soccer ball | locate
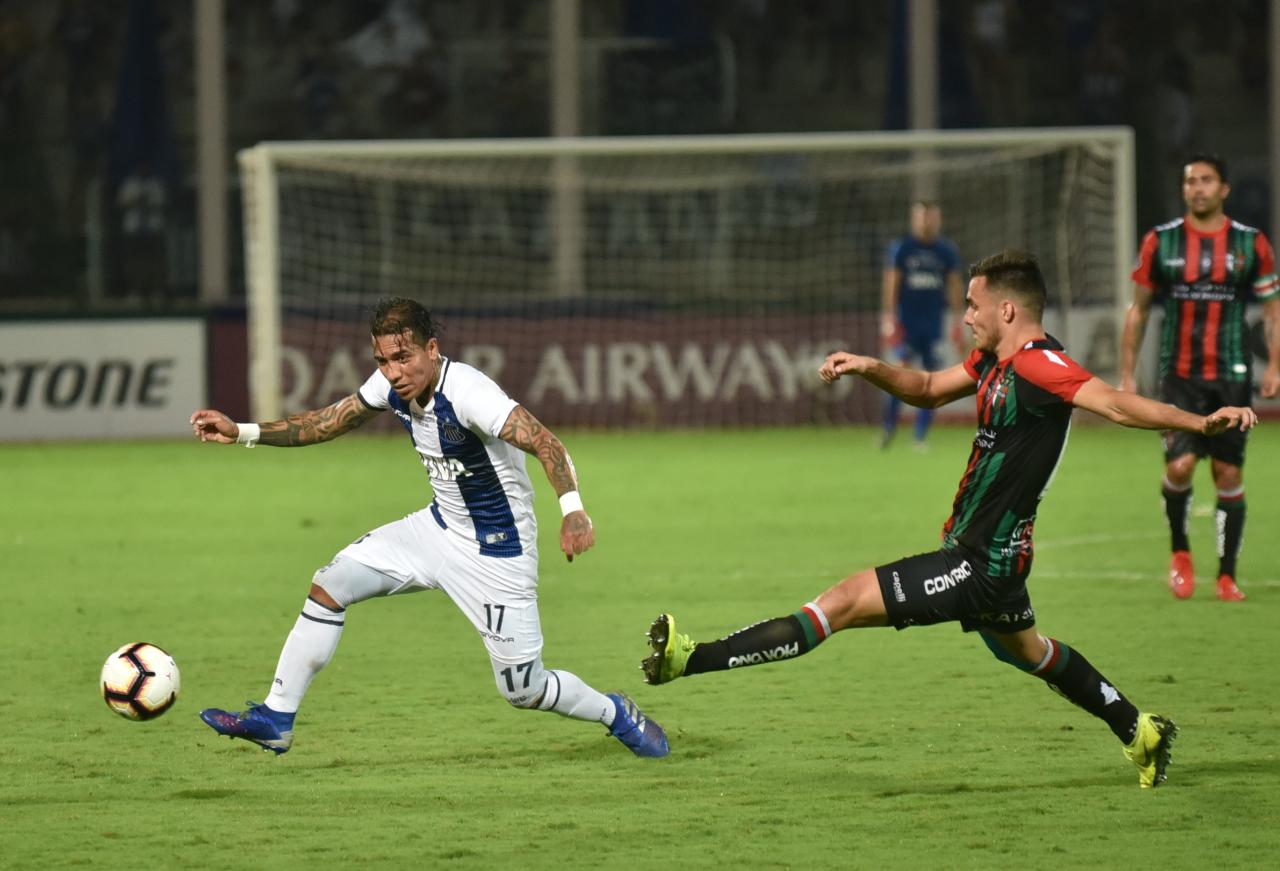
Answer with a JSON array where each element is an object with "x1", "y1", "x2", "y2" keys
[{"x1": 100, "y1": 642, "x2": 181, "y2": 721}]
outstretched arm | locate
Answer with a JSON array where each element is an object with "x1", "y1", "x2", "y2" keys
[
  {"x1": 499, "y1": 404, "x2": 594, "y2": 562},
  {"x1": 820, "y1": 352, "x2": 977, "y2": 408},
  {"x1": 190, "y1": 394, "x2": 380, "y2": 447},
  {"x1": 1072, "y1": 377, "x2": 1257, "y2": 435}
]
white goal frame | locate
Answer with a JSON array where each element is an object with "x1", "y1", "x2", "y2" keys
[{"x1": 239, "y1": 127, "x2": 1134, "y2": 422}]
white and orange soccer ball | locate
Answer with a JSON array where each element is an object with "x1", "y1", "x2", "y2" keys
[{"x1": 100, "y1": 642, "x2": 181, "y2": 721}]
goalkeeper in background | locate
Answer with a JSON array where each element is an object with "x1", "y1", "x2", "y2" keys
[
  {"x1": 191, "y1": 297, "x2": 667, "y2": 759},
  {"x1": 643, "y1": 250, "x2": 1259, "y2": 788},
  {"x1": 879, "y1": 200, "x2": 966, "y2": 450}
]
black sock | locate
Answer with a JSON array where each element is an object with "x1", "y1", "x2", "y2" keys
[
  {"x1": 1163, "y1": 483, "x2": 1191, "y2": 552},
  {"x1": 684, "y1": 604, "x2": 831, "y2": 676},
  {"x1": 1034, "y1": 638, "x2": 1140, "y2": 743},
  {"x1": 1216, "y1": 494, "x2": 1245, "y2": 578}
]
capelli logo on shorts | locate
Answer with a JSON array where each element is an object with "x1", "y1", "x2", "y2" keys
[
  {"x1": 891, "y1": 571, "x2": 906, "y2": 603},
  {"x1": 923, "y1": 560, "x2": 972, "y2": 596}
]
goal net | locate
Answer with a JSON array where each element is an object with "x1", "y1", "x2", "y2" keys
[{"x1": 239, "y1": 129, "x2": 1133, "y2": 427}]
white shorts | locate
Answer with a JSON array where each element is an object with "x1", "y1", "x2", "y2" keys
[{"x1": 330, "y1": 507, "x2": 544, "y2": 670}]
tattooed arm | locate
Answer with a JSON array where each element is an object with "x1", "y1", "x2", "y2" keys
[
  {"x1": 190, "y1": 394, "x2": 381, "y2": 447},
  {"x1": 499, "y1": 404, "x2": 595, "y2": 562}
]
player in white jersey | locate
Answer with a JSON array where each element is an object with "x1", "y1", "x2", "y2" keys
[{"x1": 190, "y1": 297, "x2": 668, "y2": 758}]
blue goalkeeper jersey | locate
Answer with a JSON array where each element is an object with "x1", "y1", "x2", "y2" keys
[{"x1": 886, "y1": 234, "x2": 961, "y2": 342}]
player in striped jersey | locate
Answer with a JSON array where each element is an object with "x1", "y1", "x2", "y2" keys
[
  {"x1": 190, "y1": 298, "x2": 667, "y2": 758},
  {"x1": 642, "y1": 250, "x2": 1257, "y2": 787},
  {"x1": 1120, "y1": 153, "x2": 1280, "y2": 601}
]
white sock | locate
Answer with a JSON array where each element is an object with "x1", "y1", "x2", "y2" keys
[
  {"x1": 537, "y1": 669, "x2": 614, "y2": 725},
  {"x1": 263, "y1": 597, "x2": 345, "y2": 714}
]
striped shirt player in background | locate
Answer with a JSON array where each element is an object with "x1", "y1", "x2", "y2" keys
[
  {"x1": 1120, "y1": 153, "x2": 1280, "y2": 602},
  {"x1": 190, "y1": 298, "x2": 667, "y2": 758},
  {"x1": 878, "y1": 201, "x2": 966, "y2": 451},
  {"x1": 642, "y1": 250, "x2": 1258, "y2": 787}
]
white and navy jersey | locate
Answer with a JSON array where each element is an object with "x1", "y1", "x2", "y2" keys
[{"x1": 357, "y1": 357, "x2": 534, "y2": 558}]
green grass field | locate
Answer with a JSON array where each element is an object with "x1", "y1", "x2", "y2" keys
[{"x1": 4, "y1": 424, "x2": 1279, "y2": 869}]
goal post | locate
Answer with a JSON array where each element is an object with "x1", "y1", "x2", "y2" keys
[{"x1": 238, "y1": 128, "x2": 1135, "y2": 426}]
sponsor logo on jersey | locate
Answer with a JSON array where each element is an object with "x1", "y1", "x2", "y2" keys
[
  {"x1": 922, "y1": 560, "x2": 972, "y2": 596},
  {"x1": 727, "y1": 642, "x2": 799, "y2": 668},
  {"x1": 1168, "y1": 282, "x2": 1237, "y2": 301},
  {"x1": 974, "y1": 427, "x2": 997, "y2": 449},
  {"x1": 422, "y1": 454, "x2": 472, "y2": 481},
  {"x1": 905, "y1": 272, "x2": 945, "y2": 290},
  {"x1": 392, "y1": 407, "x2": 412, "y2": 425}
]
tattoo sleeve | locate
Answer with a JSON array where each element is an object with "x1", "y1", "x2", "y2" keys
[
  {"x1": 499, "y1": 405, "x2": 578, "y2": 496},
  {"x1": 258, "y1": 394, "x2": 381, "y2": 446}
]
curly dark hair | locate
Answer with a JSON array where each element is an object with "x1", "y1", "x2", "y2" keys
[{"x1": 368, "y1": 297, "x2": 439, "y2": 345}]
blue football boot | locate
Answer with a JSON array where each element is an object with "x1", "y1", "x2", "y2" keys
[
  {"x1": 606, "y1": 692, "x2": 669, "y2": 758},
  {"x1": 200, "y1": 701, "x2": 294, "y2": 754}
]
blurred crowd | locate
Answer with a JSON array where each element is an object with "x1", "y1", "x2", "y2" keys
[{"x1": 0, "y1": 0, "x2": 1270, "y2": 307}]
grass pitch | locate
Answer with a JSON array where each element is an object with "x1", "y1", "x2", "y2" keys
[{"x1": 3, "y1": 424, "x2": 1279, "y2": 869}]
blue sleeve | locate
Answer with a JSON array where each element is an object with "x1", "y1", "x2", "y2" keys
[
  {"x1": 943, "y1": 239, "x2": 962, "y2": 273},
  {"x1": 885, "y1": 238, "x2": 904, "y2": 269}
]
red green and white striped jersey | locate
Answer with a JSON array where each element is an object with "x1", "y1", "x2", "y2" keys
[
  {"x1": 940, "y1": 338, "x2": 1093, "y2": 577},
  {"x1": 1131, "y1": 216, "x2": 1279, "y2": 382}
]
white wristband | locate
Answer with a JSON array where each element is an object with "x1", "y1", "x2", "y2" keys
[
  {"x1": 559, "y1": 491, "x2": 584, "y2": 516},
  {"x1": 236, "y1": 422, "x2": 261, "y2": 447}
]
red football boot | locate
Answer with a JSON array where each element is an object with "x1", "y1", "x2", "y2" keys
[
  {"x1": 1215, "y1": 574, "x2": 1247, "y2": 602},
  {"x1": 1168, "y1": 550, "x2": 1194, "y2": 599}
]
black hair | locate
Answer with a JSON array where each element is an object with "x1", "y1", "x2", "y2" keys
[
  {"x1": 1183, "y1": 152, "x2": 1228, "y2": 185},
  {"x1": 969, "y1": 249, "x2": 1047, "y2": 319},
  {"x1": 369, "y1": 297, "x2": 438, "y2": 346}
]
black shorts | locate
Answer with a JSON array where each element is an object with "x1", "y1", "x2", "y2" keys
[
  {"x1": 1159, "y1": 377, "x2": 1251, "y2": 466},
  {"x1": 875, "y1": 548, "x2": 1036, "y2": 633}
]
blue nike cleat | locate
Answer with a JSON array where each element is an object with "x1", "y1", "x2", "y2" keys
[
  {"x1": 200, "y1": 701, "x2": 294, "y2": 755},
  {"x1": 606, "y1": 692, "x2": 669, "y2": 758}
]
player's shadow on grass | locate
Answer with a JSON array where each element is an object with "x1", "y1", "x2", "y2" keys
[
  {"x1": 1167, "y1": 756, "x2": 1280, "y2": 785},
  {"x1": 542, "y1": 729, "x2": 743, "y2": 762},
  {"x1": 866, "y1": 774, "x2": 1129, "y2": 797}
]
